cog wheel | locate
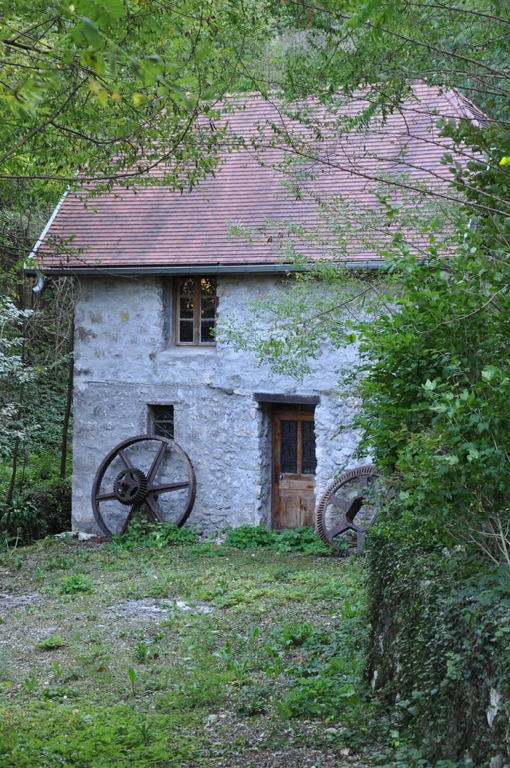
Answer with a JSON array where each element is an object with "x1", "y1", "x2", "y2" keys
[
  {"x1": 113, "y1": 468, "x2": 148, "y2": 506},
  {"x1": 316, "y1": 465, "x2": 379, "y2": 555}
]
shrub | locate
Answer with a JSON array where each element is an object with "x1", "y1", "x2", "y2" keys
[
  {"x1": 60, "y1": 574, "x2": 93, "y2": 594},
  {"x1": 224, "y1": 524, "x2": 331, "y2": 555},
  {"x1": 276, "y1": 676, "x2": 358, "y2": 719},
  {"x1": 112, "y1": 521, "x2": 198, "y2": 549},
  {"x1": 366, "y1": 523, "x2": 510, "y2": 766},
  {"x1": 0, "y1": 477, "x2": 71, "y2": 547},
  {"x1": 224, "y1": 523, "x2": 274, "y2": 549},
  {"x1": 0, "y1": 495, "x2": 39, "y2": 548},
  {"x1": 25, "y1": 477, "x2": 71, "y2": 535}
]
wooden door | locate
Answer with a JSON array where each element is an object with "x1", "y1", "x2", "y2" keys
[{"x1": 272, "y1": 407, "x2": 316, "y2": 529}]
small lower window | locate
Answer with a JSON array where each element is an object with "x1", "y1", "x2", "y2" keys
[{"x1": 149, "y1": 405, "x2": 174, "y2": 439}]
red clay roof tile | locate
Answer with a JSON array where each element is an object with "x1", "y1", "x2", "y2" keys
[{"x1": 33, "y1": 85, "x2": 478, "y2": 271}]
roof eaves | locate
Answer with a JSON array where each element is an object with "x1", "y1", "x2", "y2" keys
[{"x1": 24, "y1": 260, "x2": 387, "y2": 278}]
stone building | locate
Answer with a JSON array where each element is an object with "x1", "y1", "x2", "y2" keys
[{"x1": 28, "y1": 87, "x2": 478, "y2": 536}]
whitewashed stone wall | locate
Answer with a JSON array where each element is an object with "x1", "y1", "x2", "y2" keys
[{"x1": 72, "y1": 274, "x2": 366, "y2": 534}]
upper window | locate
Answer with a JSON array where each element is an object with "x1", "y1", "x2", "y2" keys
[{"x1": 176, "y1": 276, "x2": 217, "y2": 346}]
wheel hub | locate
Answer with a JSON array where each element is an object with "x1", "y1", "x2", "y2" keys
[{"x1": 113, "y1": 468, "x2": 148, "y2": 506}]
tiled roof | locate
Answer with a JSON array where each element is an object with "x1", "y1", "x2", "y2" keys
[{"x1": 32, "y1": 84, "x2": 479, "y2": 272}]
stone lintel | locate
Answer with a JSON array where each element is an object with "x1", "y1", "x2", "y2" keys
[{"x1": 253, "y1": 393, "x2": 320, "y2": 405}]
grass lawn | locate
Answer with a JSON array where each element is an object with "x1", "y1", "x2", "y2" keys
[{"x1": 0, "y1": 535, "x2": 390, "y2": 767}]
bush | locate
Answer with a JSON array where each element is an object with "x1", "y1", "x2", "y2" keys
[
  {"x1": 26, "y1": 477, "x2": 71, "y2": 535},
  {"x1": 0, "y1": 495, "x2": 39, "y2": 547},
  {"x1": 224, "y1": 523, "x2": 274, "y2": 549},
  {"x1": 112, "y1": 521, "x2": 199, "y2": 549},
  {"x1": 366, "y1": 523, "x2": 510, "y2": 766},
  {"x1": 224, "y1": 524, "x2": 331, "y2": 555},
  {"x1": 0, "y1": 477, "x2": 71, "y2": 547}
]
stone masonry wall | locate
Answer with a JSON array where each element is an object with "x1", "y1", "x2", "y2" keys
[{"x1": 72, "y1": 274, "x2": 366, "y2": 534}]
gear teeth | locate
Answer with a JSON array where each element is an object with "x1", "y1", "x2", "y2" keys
[
  {"x1": 113, "y1": 468, "x2": 148, "y2": 506},
  {"x1": 315, "y1": 465, "x2": 378, "y2": 555}
]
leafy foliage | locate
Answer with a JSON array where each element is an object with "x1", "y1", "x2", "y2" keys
[
  {"x1": 224, "y1": 524, "x2": 331, "y2": 555},
  {"x1": 0, "y1": 298, "x2": 33, "y2": 449},
  {"x1": 35, "y1": 636, "x2": 65, "y2": 651},
  {"x1": 0, "y1": 478, "x2": 70, "y2": 547},
  {"x1": 0, "y1": 702, "x2": 203, "y2": 767},
  {"x1": 60, "y1": 573, "x2": 93, "y2": 594},
  {"x1": 112, "y1": 520, "x2": 199, "y2": 549},
  {"x1": 366, "y1": 526, "x2": 510, "y2": 766},
  {"x1": 0, "y1": 0, "x2": 268, "y2": 191},
  {"x1": 352, "y1": 144, "x2": 510, "y2": 562}
]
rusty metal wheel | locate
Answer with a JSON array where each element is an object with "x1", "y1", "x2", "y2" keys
[
  {"x1": 91, "y1": 435, "x2": 196, "y2": 540},
  {"x1": 316, "y1": 465, "x2": 379, "y2": 555}
]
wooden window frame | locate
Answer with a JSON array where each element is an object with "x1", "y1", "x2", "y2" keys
[
  {"x1": 174, "y1": 276, "x2": 217, "y2": 346},
  {"x1": 273, "y1": 409, "x2": 317, "y2": 478}
]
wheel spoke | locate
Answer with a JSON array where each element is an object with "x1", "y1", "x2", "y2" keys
[
  {"x1": 327, "y1": 522, "x2": 350, "y2": 539},
  {"x1": 345, "y1": 497, "x2": 363, "y2": 523},
  {"x1": 330, "y1": 492, "x2": 357, "y2": 513},
  {"x1": 145, "y1": 496, "x2": 165, "y2": 524},
  {"x1": 118, "y1": 449, "x2": 134, "y2": 470},
  {"x1": 119, "y1": 505, "x2": 137, "y2": 536},
  {"x1": 147, "y1": 442, "x2": 167, "y2": 484},
  {"x1": 149, "y1": 481, "x2": 190, "y2": 494},
  {"x1": 96, "y1": 491, "x2": 117, "y2": 502}
]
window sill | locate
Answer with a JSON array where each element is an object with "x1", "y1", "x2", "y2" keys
[{"x1": 162, "y1": 345, "x2": 217, "y2": 355}]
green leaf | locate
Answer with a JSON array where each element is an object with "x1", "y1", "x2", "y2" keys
[
  {"x1": 97, "y1": 88, "x2": 108, "y2": 107},
  {"x1": 481, "y1": 366, "x2": 497, "y2": 381},
  {"x1": 101, "y1": 0, "x2": 126, "y2": 18},
  {"x1": 80, "y1": 17, "x2": 102, "y2": 49}
]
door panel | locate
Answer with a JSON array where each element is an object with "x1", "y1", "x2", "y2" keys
[{"x1": 272, "y1": 409, "x2": 316, "y2": 529}]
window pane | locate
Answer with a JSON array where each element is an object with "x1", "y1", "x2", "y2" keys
[
  {"x1": 301, "y1": 420, "x2": 317, "y2": 474},
  {"x1": 201, "y1": 296, "x2": 216, "y2": 319},
  {"x1": 154, "y1": 408, "x2": 173, "y2": 422},
  {"x1": 201, "y1": 277, "x2": 216, "y2": 295},
  {"x1": 179, "y1": 320, "x2": 194, "y2": 342},
  {"x1": 180, "y1": 278, "x2": 195, "y2": 295},
  {"x1": 280, "y1": 420, "x2": 298, "y2": 474},
  {"x1": 154, "y1": 422, "x2": 174, "y2": 439},
  {"x1": 180, "y1": 296, "x2": 194, "y2": 319},
  {"x1": 201, "y1": 320, "x2": 215, "y2": 343}
]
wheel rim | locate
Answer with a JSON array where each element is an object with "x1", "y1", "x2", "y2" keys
[
  {"x1": 91, "y1": 435, "x2": 196, "y2": 539},
  {"x1": 316, "y1": 465, "x2": 379, "y2": 555}
]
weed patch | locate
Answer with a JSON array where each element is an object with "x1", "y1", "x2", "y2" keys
[
  {"x1": 60, "y1": 573, "x2": 93, "y2": 594},
  {"x1": 0, "y1": 702, "x2": 203, "y2": 767},
  {"x1": 224, "y1": 524, "x2": 331, "y2": 555},
  {"x1": 112, "y1": 521, "x2": 199, "y2": 549},
  {"x1": 0, "y1": 538, "x2": 397, "y2": 766}
]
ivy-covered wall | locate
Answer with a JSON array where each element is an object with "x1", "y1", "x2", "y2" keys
[{"x1": 366, "y1": 528, "x2": 510, "y2": 766}]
